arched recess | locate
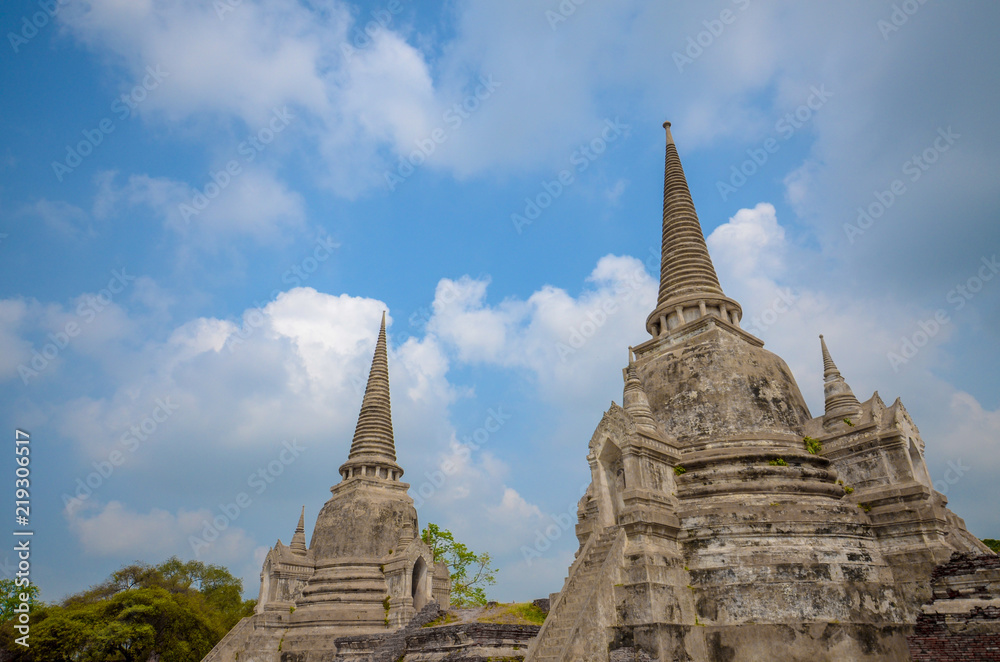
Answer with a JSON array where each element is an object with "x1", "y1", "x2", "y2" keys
[
  {"x1": 908, "y1": 438, "x2": 932, "y2": 487},
  {"x1": 411, "y1": 556, "x2": 429, "y2": 611},
  {"x1": 596, "y1": 437, "x2": 625, "y2": 528},
  {"x1": 256, "y1": 559, "x2": 273, "y2": 613}
]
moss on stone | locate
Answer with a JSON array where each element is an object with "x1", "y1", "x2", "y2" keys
[
  {"x1": 478, "y1": 602, "x2": 547, "y2": 625},
  {"x1": 422, "y1": 612, "x2": 458, "y2": 627}
]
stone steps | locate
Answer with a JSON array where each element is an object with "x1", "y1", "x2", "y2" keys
[{"x1": 528, "y1": 531, "x2": 619, "y2": 662}]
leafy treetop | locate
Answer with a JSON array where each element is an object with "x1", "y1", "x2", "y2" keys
[
  {"x1": 421, "y1": 523, "x2": 498, "y2": 607},
  {"x1": 0, "y1": 556, "x2": 254, "y2": 662}
]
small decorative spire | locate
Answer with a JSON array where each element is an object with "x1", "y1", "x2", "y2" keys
[
  {"x1": 646, "y1": 123, "x2": 743, "y2": 338},
  {"x1": 623, "y1": 359, "x2": 657, "y2": 433},
  {"x1": 339, "y1": 312, "x2": 403, "y2": 481},
  {"x1": 290, "y1": 506, "x2": 307, "y2": 554},
  {"x1": 819, "y1": 335, "x2": 862, "y2": 424},
  {"x1": 820, "y1": 333, "x2": 841, "y2": 380}
]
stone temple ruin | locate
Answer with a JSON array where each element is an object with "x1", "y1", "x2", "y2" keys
[{"x1": 204, "y1": 125, "x2": 998, "y2": 661}]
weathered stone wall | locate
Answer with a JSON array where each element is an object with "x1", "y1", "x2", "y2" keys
[
  {"x1": 908, "y1": 553, "x2": 1000, "y2": 661},
  {"x1": 395, "y1": 622, "x2": 540, "y2": 661},
  {"x1": 332, "y1": 610, "x2": 540, "y2": 662}
]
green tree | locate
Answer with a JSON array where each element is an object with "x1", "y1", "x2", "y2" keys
[
  {"x1": 421, "y1": 523, "x2": 498, "y2": 607},
  {"x1": 156, "y1": 557, "x2": 254, "y2": 629},
  {"x1": 0, "y1": 557, "x2": 255, "y2": 660},
  {"x1": 983, "y1": 538, "x2": 1000, "y2": 554},
  {"x1": 27, "y1": 586, "x2": 222, "y2": 662},
  {"x1": 0, "y1": 579, "x2": 39, "y2": 622}
]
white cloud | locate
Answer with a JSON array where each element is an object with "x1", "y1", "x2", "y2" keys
[
  {"x1": 936, "y1": 392, "x2": 1000, "y2": 480},
  {"x1": 18, "y1": 199, "x2": 94, "y2": 239},
  {"x1": 67, "y1": 499, "x2": 258, "y2": 566},
  {"x1": 428, "y1": 276, "x2": 510, "y2": 364},
  {"x1": 56, "y1": 0, "x2": 443, "y2": 197},
  {"x1": 707, "y1": 202, "x2": 786, "y2": 280},
  {"x1": 58, "y1": 0, "x2": 333, "y2": 126},
  {"x1": 0, "y1": 300, "x2": 34, "y2": 382},
  {"x1": 605, "y1": 179, "x2": 628, "y2": 205},
  {"x1": 95, "y1": 169, "x2": 305, "y2": 242},
  {"x1": 427, "y1": 254, "x2": 656, "y2": 408},
  {"x1": 48, "y1": 0, "x2": 1000, "y2": 239}
]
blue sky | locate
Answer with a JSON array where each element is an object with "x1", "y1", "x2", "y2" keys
[{"x1": 1, "y1": 0, "x2": 998, "y2": 603}]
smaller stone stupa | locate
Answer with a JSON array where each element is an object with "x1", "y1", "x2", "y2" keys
[{"x1": 203, "y1": 312, "x2": 449, "y2": 661}]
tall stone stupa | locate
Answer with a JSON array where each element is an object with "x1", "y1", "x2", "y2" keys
[{"x1": 524, "y1": 123, "x2": 991, "y2": 661}]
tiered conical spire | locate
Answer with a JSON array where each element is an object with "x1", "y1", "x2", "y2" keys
[
  {"x1": 339, "y1": 312, "x2": 403, "y2": 481},
  {"x1": 646, "y1": 123, "x2": 742, "y2": 338},
  {"x1": 819, "y1": 334, "x2": 862, "y2": 424},
  {"x1": 657, "y1": 122, "x2": 724, "y2": 302},
  {"x1": 290, "y1": 506, "x2": 307, "y2": 554}
]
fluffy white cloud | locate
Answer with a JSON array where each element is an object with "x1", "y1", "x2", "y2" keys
[
  {"x1": 428, "y1": 255, "x2": 656, "y2": 408},
  {"x1": 67, "y1": 499, "x2": 264, "y2": 570},
  {"x1": 0, "y1": 300, "x2": 33, "y2": 382},
  {"x1": 39, "y1": 288, "x2": 458, "y2": 465},
  {"x1": 94, "y1": 169, "x2": 305, "y2": 242},
  {"x1": 707, "y1": 202, "x2": 786, "y2": 280},
  {"x1": 428, "y1": 277, "x2": 510, "y2": 364},
  {"x1": 51, "y1": 0, "x2": 1000, "y2": 240},
  {"x1": 17, "y1": 199, "x2": 94, "y2": 239},
  {"x1": 57, "y1": 0, "x2": 441, "y2": 196},
  {"x1": 939, "y1": 392, "x2": 1000, "y2": 475},
  {"x1": 58, "y1": 0, "x2": 334, "y2": 126}
]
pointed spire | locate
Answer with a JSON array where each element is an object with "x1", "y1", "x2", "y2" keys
[
  {"x1": 657, "y1": 122, "x2": 725, "y2": 302},
  {"x1": 820, "y1": 333, "x2": 841, "y2": 380},
  {"x1": 290, "y1": 506, "x2": 307, "y2": 554},
  {"x1": 622, "y1": 350, "x2": 658, "y2": 433},
  {"x1": 339, "y1": 312, "x2": 403, "y2": 481},
  {"x1": 646, "y1": 123, "x2": 742, "y2": 338},
  {"x1": 819, "y1": 334, "x2": 861, "y2": 424}
]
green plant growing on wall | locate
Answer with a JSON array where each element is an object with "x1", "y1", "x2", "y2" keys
[
  {"x1": 843, "y1": 418, "x2": 855, "y2": 427},
  {"x1": 674, "y1": 466, "x2": 687, "y2": 475},
  {"x1": 769, "y1": 458, "x2": 788, "y2": 467},
  {"x1": 803, "y1": 436, "x2": 822, "y2": 454}
]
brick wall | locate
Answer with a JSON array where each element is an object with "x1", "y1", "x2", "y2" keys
[{"x1": 907, "y1": 553, "x2": 1000, "y2": 661}]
